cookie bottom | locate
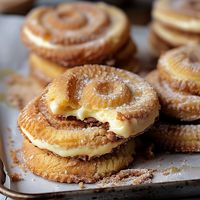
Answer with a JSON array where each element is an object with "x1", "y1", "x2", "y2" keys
[
  {"x1": 23, "y1": 139, "x2": 135, "y2": 183},
  {"x1": 29, "y1": 53, "x2": 140, "y2": 86},
  {"x1": 29, "y1": 53, "x2": 67, "y2": 86},
  {"x1": 149, "y1": 122, "x2": 200, "y2": 152},
  {"x1": 149, "y1": 28, "x2": 173, "y2": 57}
]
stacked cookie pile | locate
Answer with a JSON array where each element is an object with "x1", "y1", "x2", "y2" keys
[
  {"x1": 21, "y1": 2, "x2": 138, "y2": 86},
  {"x1": 149, "y1": 0, "x2": 200, "y2": 56},
  {"x1": 18, "y1": 64, "x2": 159, "y2": 183},
  {"x1": 146, "y1": 45, "x2": 200, "y2": 152}
]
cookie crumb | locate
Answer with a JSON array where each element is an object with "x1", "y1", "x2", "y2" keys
[
  {"x1": 79, "y1": 182, "x2": 85, "y2": 189},
  {"x1": 10, "y1": 173, "x2": 23, "y2": 182},
  {"x1": 162, "y1": 167, "x2": 181, "y2": 176},
  {"x1": 6, "y1": 75, "x2": 43, "y2": 109},
  {"x1": 10, "y1": 150, "x2": 20, "y2": 166},
  {"x1": 98, "y1": 169, "x2": 154, "y2": 187}
]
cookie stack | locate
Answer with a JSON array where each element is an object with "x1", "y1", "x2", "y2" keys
[
  {"x1": 146, "y1": 45, "x2": 200, "y2": 152},
  {"x1": 149, "y1": 0, "x2": 200, "y2": 56},
  {"x1": 18, "y1": 65, "x2": 159, "y2": 183},
  {"x1": 21, "y1": 2, "x2": 138, "y2": 86}
]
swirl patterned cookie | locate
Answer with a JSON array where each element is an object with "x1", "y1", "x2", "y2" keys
[
  {"x1": 149, "y1": 0, "x2": 200, "y2": 56},
  {"x1": 21, "y1": 2, "x2": 131, "y2": 67},
  {"x1": 146, "y1": 70, "x2": 200, "y2": 121},
  {"x1": 153, "y1": 0, "x2": 200, "y2": 33},
  {"x1": 158, "y1": 45, "x2": 200, "y2": 95},
  {"x1": 18, "y1": 65, "x2": 159, "y2": 159}
]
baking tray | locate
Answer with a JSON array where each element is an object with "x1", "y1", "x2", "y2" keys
[{"x1": 1, "y1": 15, "x2": 200, "y2": 200}]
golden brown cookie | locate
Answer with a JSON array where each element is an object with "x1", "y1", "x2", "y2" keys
[
  {"x1": 23, "y1": 139, "x2": 135, "y2": 183},
  {"x1": 148, "y1": 121, "x2": 200, "y2": 152},
  {"x1": 149, "y1": 27, "x2": 173, "y2": 57},
  {"x1": 29, "y1": 39, "x2": 138, "y2": 86},
  {"x1": 18, "y1": 65, "x2": 159, "y2": 159},
  {"x1": 153, "y1": 0, "x2": 200, "y2": 33},
  {"x1": 158, "y1": 45, "x2": 200, "y2": 95},
  {"x1": 152, "y1": 21, "x2": 200, "y2": 47},
  {"x1": 150, "y1": 0, "x2": 200, "y2": 56},
  {"x1": 29, "y1": 53, "x2": 67, "y2": 86},
  {"x1": 146, "y1": 70, "x2": 200, "y2": 121},
  {"x1": 21, "y1": 2, "x2": 132, "y2": 67}
]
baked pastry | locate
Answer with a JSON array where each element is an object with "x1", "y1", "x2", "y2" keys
[
  {"x1": 23, "y1": 139, "x2": 135, "y2": 183},
  {"x1": 146, "y1": 70, "x2": 200, "y2": 121},
  {"x1": 149, "y1": 0, "x2": 200, "y2": 56},
  {"x1": 19, "y1": 64, "x2": 159, "y2": 158},
  {"x1": 153, "y1": 0, "x2": 200, "y2": 32},
  {"x1": 29, "y1": 53, "x2": 66, "y2": 86},
  {"x1": 18, "y1": 65, "x2": 159, "y2": 183},
  {"x1": 158, "y1": 45, "x2": 200, "y2": 95},
  {"x1": 148, "y1": 121, "x2": 200, "y2": 153},
  {"x1": 146, "y1": 45, "x2": 200, "y2": 152},
  {"x1": 29, "y1": 38, "x2": 138, "y2": 86},
  {"x1": 149, "y1": 28, "x2": 173, "y2": 57},
  {"x1": 22, "y1": 2, "x2": 138, "y2": 85}
]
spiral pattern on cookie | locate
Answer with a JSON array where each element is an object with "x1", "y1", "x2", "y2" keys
[
  {"x1": 146, "y1": 70, "x2": 200, "y2": 121},
  {"x1": 153, "y1": 0, "x2": 200, "y2": 32},
  {"x1": 18, "y1": 65, "x2": 159, "y2": 159},
  {"x1": 21, "y1": 2, "x2": 130, "y2": 66},
  {"x1": 148, "y1": 122, "x2": 200, "y2": 152},
  {"x1": 158, "y1": 45, "x2": 200, "y2": 95}
]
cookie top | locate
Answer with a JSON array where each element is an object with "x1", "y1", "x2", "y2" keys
[{"x1": 21, "y1": 2, "x2": 130, "y2": 66}]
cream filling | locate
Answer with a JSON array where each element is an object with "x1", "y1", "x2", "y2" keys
[
  {"x1": 22, "y1": 128, "x2": 122, "y2": 158},
  {"x1": 50, "y1": 102, "x2": 158, "y2": 138},
  {"x1": 24, "y1": 28, "x2": 57, "y2": 48},
  {"x1": 153, "y1": 22, "x2": 200, "y2": 46}
]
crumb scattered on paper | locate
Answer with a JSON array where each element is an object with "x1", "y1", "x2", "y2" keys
[
  {"x1": 10, "y1": 173, "x2": 23, "y2": 182},
  {"x1": 79, "y1": 182, "x2": 85, "y2": 189},
  {"x1": 10, "y1": 150, "x2": 20, "y2": 166},
  {"x1": 162, "y1": 167, "x2": 181, "y2": 176},
  {"x1": 98, "y1": 169, "x2": 154, "y2": 187},
  {"x1": 6, "y1": 74, "x2": 43, "y2": 109}
]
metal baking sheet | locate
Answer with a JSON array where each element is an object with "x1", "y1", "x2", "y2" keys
[{"x1": 1, "y1": 15, "x2": 200, "y2": 200}]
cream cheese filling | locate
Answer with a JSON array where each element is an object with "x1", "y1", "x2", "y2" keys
[
  {"x1": 22, "y1": 128, "x2": 122, "y2": 158},
  {"x1": 50, "y1": 101, "x2": 158, "y2": 138},
  {"x1": 24, "y1": 28, "x2": 57, "y2": 49}
]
